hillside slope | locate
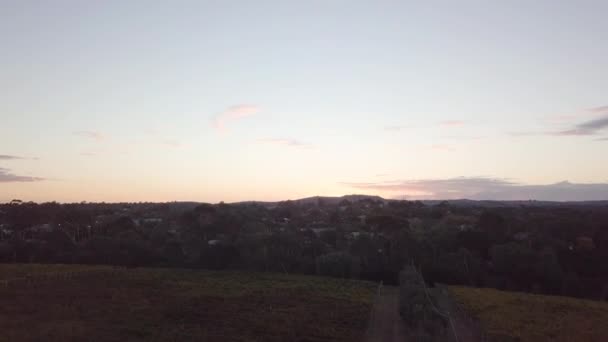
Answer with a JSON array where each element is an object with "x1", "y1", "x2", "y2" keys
[
  {"x1": 0, "y1": 265, "x2": 376, "y2": 342},
  {"x1": 449, "y1": 286, "x2": 608, "y2": 342}
]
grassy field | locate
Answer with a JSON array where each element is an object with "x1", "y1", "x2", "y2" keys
[
  {"x1": 449, "y1": 286, "x2": 608, "y2": 342},
  {"x1": 0, "y1": 264, "x2": 376, "y2": 342},
  {"x1": 0, "y1": 263, "x2": 114, "y2": 279}
]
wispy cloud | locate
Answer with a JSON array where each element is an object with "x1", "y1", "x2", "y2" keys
[
  {"x1": 257, "y1": 138, "x2": 313, "y2": 148},
  {"x1": 536, "y1": 105, "x2": 608, "y2": 135},
  {"x1": 552, "y1": 129, "x2": 594, "y2": 136},
  {"x1": 541, "y1": 105, "x2": 608, "y2": 124},
  {"x1": 73, "y1": 131, "x2": 105, "y2": 141},
  {"x1": 442, "y1": 135, "x2": 484, "y2": 141},
  {"x1": 541, "y1": 115, "x2": 580, "y2": 124},
  {"x1": 577, "y1": 115, "x2": 608, "y2": 131},
  {"x1": 508, "y1": 131, "x2": 542, "y2": 137},
  {"x1": 512, "y1": 109, "x2": 608, "y2": 138},
  {"x1": 342, "y1": 177, "x2": 608, "y2": 201},
  {"x1": 213, "y1": 104, "x2": 260, "y2": 132},
  {"x1": 439, "y1": 120, "x2": 466, "y2": 127},
  {"x1": 588, "y1": 105, "x2": 608, "y2": 113},
  {"x1": 552, "y1": 115, "x2": 608, "y2": 136},
  {"x1": 0, "y1": 155, "x2": 25, "y2": 160},
  {"x1": 0, "y1": 167, "x2": 45, "y2": 183}
]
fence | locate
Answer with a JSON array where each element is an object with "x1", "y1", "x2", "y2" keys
[
  {"x1": 420, "y1": 278, "x2": 459, "y2": 342},
  {"x1": 364, "y1": 280, "x2": 384, "y2": 339},
  {"x1": 399, "y1": 264, "x2": 461, "y2": 342}
]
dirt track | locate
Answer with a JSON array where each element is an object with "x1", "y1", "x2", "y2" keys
[{"x1": 364, "y1": 285, "x2": 407, "y2": 342}]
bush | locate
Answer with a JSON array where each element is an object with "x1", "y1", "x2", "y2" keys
[{"x1": 399, "y1": 265, "x2": 447, "y2": 339}]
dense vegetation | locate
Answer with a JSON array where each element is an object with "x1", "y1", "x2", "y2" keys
[
  {"x1": 0, "y1": 264, "x2": 375, "y2": 342},
  {"x1": 1, "y1": 197, "x2": 607, "y2": 300},
  {"x1": 449, "y1": 286, "x2": 608, "y2": 342},
  {"x1": 399, "y1": 265, "x2": 448, "y2": 341}
]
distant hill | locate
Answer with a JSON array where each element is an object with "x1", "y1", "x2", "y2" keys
[
  {"x1": 292, "y1": 194, "x2": 387, "y2": 205},
  {"x1": 232, "y1": 194, "x2": 387, "y2": 207},
  {"x1": 233, "y1": 196, "x2": 608, "y2": 208},
  {"x1": 423, "y1": 199, "x2": 608, "y2": 208}
]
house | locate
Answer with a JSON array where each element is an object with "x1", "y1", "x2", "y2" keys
[{"x1": 0, "y1": 225, "x2": 13, "y2": 240}]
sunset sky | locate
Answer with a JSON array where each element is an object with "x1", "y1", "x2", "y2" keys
[{"x1": 1, "y1": 1, "x2": 608, "y2": 203}]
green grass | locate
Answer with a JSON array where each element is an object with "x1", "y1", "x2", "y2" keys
[
  {"x1": 0, "y1": 264, "x2": 376, "y2": 342},
  {"x1": 449, "y1": 286, "x2": 608, "y2": 342}
]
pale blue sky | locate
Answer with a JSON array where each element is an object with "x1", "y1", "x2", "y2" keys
[{"x1": 1, "y1": 0, "x2": 607, "y2": 202}]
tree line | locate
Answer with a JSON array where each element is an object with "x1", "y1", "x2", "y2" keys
[{"x1": 1, "y1": 198, "x2": 607, "y2": 300}]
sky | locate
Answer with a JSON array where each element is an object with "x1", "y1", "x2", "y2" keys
[{"x1": 1, "y1": 0, "x2": 608, "y2": 203}]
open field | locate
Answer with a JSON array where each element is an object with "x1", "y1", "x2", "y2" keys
[
  {"x1": 0, "y1": 264, "x2": 376, "y2": 342},
  {"x1": 0, "y1": 263, "x2": 114, "y2": 280},
  {"x1": 449, "y1": 286, "x2": 608, "y2": 342}
]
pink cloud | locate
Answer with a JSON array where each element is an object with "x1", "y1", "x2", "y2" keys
[
  {"x1": 342, "y1": 177, "x2": 608, "y2": 201},
  {"x1": 541, "y1": 115, "x2": 580, "y2": 124},
  {"x1": 588, "y1": 105, "x2": 608, "y2": 113},
  {"x1": 552, "y1": 129, "x2": 594, "y2": 136},
  {"x1": 439, "y1": 120, "x2": 466, "y2": 127},
  {"x1": 550, "y1": 115, "x2": 608, "y2": 136},
  {"x1": 442, "y1": 135, "x2": 484, "y2": 141},
  {"x1": 213, "y1": 105, "x2": 260, "y2": 132},
  {"x1": 541, "y1": 106, "x2": 607, "y2": 124},
  {"x1": 508, "y1": 131, "x2": 542, "y2": 137},
  {"x1": 0, "y1": 167, "x2": 45, "y2": 182}
]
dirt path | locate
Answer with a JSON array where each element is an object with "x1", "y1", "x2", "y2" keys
[{"x1": 364, "y1": 285, "x2": 407, "y2": 342}]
